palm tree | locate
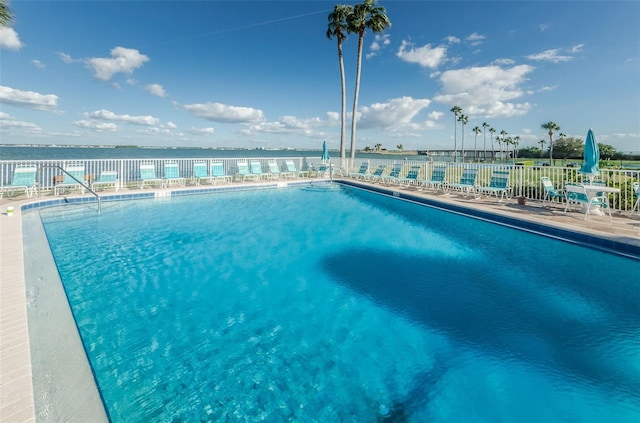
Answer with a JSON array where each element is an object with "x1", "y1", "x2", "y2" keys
[
  {"x1": 0, "y1": 0, "x2": 12, "y2": 27},
  {"x1": 499, "y1": 130, "x2": 508, "y2": 163},
  {"x1": 538, "y1": 139, "x2": 546, "y2": 158},
  {"x1": 458, "y1": 114, "x2": 468, "y2": 162},
  {"x1": 489, "y1": 127, "x2": 496, "y2": 162},
  {"x1": 347, "y1": 0, "x2": 391, "y2": 162},
  {"x1": 450, "y1": 105, "x2": 462, "y2": 162},
  {"x1": 481, "y1": 122, "x2": 489, "y2": 161},
  {"x1": 513, "y1": 135, "x2": 520, "y2": 159},
  {"x1": 541, "y1": 121, "x2": 560, "y2": 164},
  {"x1": 326, "y1": 5, "x2": 353, "y2": 169},
  {"x1": 472, "y1": 126, "x2": 481, "y2": 162}
]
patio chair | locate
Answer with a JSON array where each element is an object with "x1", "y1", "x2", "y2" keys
[
  {"x1": 447, "y1": 167, "x2": 478, "y2": 197},
  {"x1": 210, "y1": 162, "x2": 232, "y2": 185},
  {"x1": 139, "y1": 163, "x2": 163, "y2": 189},
  {"x1": 564, "y1": 183, "x2": 611, "y2": 221},
  {"x1": 0, "y1": 165, "x2": 38, "y2": 199},
  {"x1": 163, "y1": 162, "x2": 185, "y2": 188},
  {"x1": 423, "y1": 165, "x2": 447, "y2": 192},
  {"x1": 283, "y1": 160, "x2": 307, "y2": 178},
  {"x1": 192, "y1": 162, "x2": 209, "y2": 185},
  {"x1": 266, "y1": 160, "x2": 283, "y2": 180},
  {"x1": 384, "y1": 163, "x2": 403, "y2": 185},
  {"x1": 349, "y1": 162, "x2": 369, "y2": 180},
  {"x1": 54, "y1": 164, "x2": 86, "y2": 196},
  {"x1": 631, "y1": 182, "x2": 640, "y2": 214},
  {"x1": 91, "y1": 170, "x2": 119, "y2": 192},
  {"x1": 540, "y1": 177, "x2": 565, "y2": 206},
  {"x1": 366, "y1": 165, "x2": 387, "y2": 183},
  {"x1": 478, "y1": 170, "x2": 511, "y2": 202},
  {"x1": 250, "y1": 160, "x2": 265, "y2": 180},
  {"x1": 397, "y1": 165, "x2": 421, "y2": 187},
  {"x1": 235, "y1": 160, "x2": 258, "y2": 182}
]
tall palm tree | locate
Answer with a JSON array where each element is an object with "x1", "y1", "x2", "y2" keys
[
  {"x1": 499, "y1": 130, "x2": 508, "y2": 163},
  {"x1": 513, "y1": 135, "x2": 520, "y2": 159},
  {"x1": 472, "y1": 126, "x2": 481, "y2": 162},
  {"x1": 458, "y1": 114, "x2": 468, "y2": 162},
  {"x1": 450, "y1": 105, "x2": 462, "y2": 162},
  {"x1": 541, "y1": 121, "x2": 560, "y2": 164},
  {"x1": 326, "y1": 4, "x2": 353, "y2": 169},
  {"x1": 489, "y1": 127, "x2": 496, "y2": 162},
  {"x1": 538, "y1": 139, "x2": 546, "y2": 157},
  {"x1": 347, "y1": 0, "x2": 391, "y2": 162},
  {"x1": 0, "y1": 0, "x2": 13, "y2": 27},
  {"x1": 481, "y1": 122, "x2": 489, "y2": 161}
]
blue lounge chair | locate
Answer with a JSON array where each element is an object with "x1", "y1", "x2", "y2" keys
[
  {"x1": 632, "y1": 182, "x2": 640, "y2": 214},
  {"x1": 55, "y1": 164, "x2": 86, "y2": 195},
  {"x1": 163, "y1": 162, "x2": 185, "y2": 188},
  {"x1": 564, "y1": 183, "x2": 611, "y2": 221},
  {"x1": 91, "y1": 170, "x2": 119, "y2": 192},
  {"x1": 447, "y1": 167, "x2": 478, "y2": 197},
  {"x1": 398, "y1": 165, "x2": 421, "y2": 187},
  {"x1": 424, "y1": 165, "x2": 447, "y2": 192},
  {"x1": 283, "y1": 160, "x2": 307, "y2": 178},
  {"x1": 366, "y1": 165, "x2": 387, "y2": 183},
  {"x1": 250, "y1": 160, "x2": 265, "y2": 180},
  {"x1": 349, "y1": 162, "x2": 369, "y2": 180},
  {"x1": 266, "y1": 160, "x2": 283, "y2": 180},
  {"x1": 540, "y1": 177, "x2": 565, "y2": 206},
  {"x1": 0, "y1": 165, "x2": 38, "y2": 199},
  {"x1": 139, "y1": 163, "x2": 162, "y2": 189},
  {"x1": 210, "y1": 162, "x2": 232, "y2": 185},
  {"x1": 235, "y1": 160, "x2": 258, "y2": 182},
  {"x1": 478, "y1": 170, "x2": 511, "y2": 202},
  {"x1": 192, "y1": 162, "x2": 209, "y2": 185},
  {"x1": 384, "y1": 163, "x2": 403, "y2": 185}
]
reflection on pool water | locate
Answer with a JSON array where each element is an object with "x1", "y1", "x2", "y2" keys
[{"x1": 37, "y1": 185, "x2": 640, "y2": 422}]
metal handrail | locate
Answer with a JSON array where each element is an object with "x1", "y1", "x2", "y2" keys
[{"x1": 40, "y1": 165, "x2": 101, "y2": 214}]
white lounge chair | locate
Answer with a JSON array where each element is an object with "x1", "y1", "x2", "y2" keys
[
  {"x1": 0, "y1": 165, "x2": 38, "y2": 199},
  {"x1": 478, "y1": 170, "x2": 511, "y2": 202},
  {"x1": 447, "y1": 167, "x2": 478, "y2": 197},
  {"x1": 541, "y1": 177, "x2": 565, "y2": 206},
  {"x1": 91, "y1": 170, "x2": 119, "y2": 192},
  {"x1": 423, "y1": 165, "x2": 447, "y2": 192},
  {"x1": 139, "y1": 163, "x2": 162, "y2": 189},
  {"x1": 55, "y1": 164, "x2": 86, "y2": 196},
  {"x1": 163, "y1": 162, "x2": 185, "y2": 188}
]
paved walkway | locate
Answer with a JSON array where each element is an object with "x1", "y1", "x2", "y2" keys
[{"x1": 1, "y1": 179, "x2": 639, "y2": 422}]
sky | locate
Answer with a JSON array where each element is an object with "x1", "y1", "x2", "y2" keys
[{"x1": 1, "y1": 0, "x2": 639, "y2": 153}]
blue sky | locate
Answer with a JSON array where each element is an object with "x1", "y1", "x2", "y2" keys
[{"x1": 1, "y1": 1, "x2": 639, "y2": 153}]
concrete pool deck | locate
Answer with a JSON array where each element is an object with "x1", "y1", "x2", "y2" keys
[{"x1": 1, "y1": 178, "x2": 639, "y2": 422}]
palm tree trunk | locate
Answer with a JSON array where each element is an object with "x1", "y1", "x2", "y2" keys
[
  {"x1": 338, "y1": 40, "x2": 347, "y2": 169},
  {"x1": 349, "y1": 33, "x2": 365, "y2": 163}
]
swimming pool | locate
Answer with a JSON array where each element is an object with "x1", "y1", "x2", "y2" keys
[{"x1": 33, "y1": 184, "x2": 640, "y2": 422}]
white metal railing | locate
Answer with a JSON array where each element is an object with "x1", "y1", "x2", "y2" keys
[{"x1": 1, "y1": 157, "x2": 639, "y2": 213}]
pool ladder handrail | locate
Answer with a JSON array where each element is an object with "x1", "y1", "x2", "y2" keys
[{"x1": 40, "y1": 165, "x2": 101, "y2": 214}]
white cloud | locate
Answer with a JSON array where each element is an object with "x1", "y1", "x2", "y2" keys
[
  {"x1": 0, "y1": 86, "x2": 59, "y2": 111},
  {"x1": 445, "y1": 36, "x2": 460, "y2": 44},
  {"x1": 57, "y1": 52, "x2": 75, "y2": 63},
  {"x1": 31, "y1": 59, "x2": 45, "y2": 69},
  {"x1": 85, "y1": 47, "x2": 149, "y2": 81},
  {"x1": 73, "y1": 120, "x2": 118, "y2": 131},
  {"x1": 85, "y1": 109, "x2": 160, "y2": 125},
  {"x1": 0, "y1": 112, "x2": 41, "y2": 130},
  {"x1": 492, "y1": 58, "x2": 516, "y2": 66},
  {"x1": 146, "y1": 84, "x2": 167, "y2": 98},
  {"x1": 571, "y1": 44, "x2": 585, "y2": 53},
  {"x1": 433, "y1": 65, "x2": 534, "y2": 118},
  {"x1": 526, "y1": 48, "x2": 573, "y2": 63},
  {"x1": 397, "y1": 40, "x2": 447, "y2": 69},
  {"x1": 165, "y1": 122, "x2": 177, "y2": 129},
  {"x1": 182, "y1": 102, "x2": 265, "y2": 123},
  {"x1": 358, "y1": 96, "x2": 432, "y2": 130},
  {"x1": 465, "y1": 32, "x2": 485, "y2": 47},
  {"x1": 188, "y1": 127, "x2": 215, "y2": 135},
  {"x1": 367, "y1": 34, "x2": 391, "y2": 59},
  {"x1": 428, "y1": 111, "x2": 444, "y2": 120},
  {"x1": 539, "y1": 24, "x2": 549, "y2": 32},
  {"x1": 0, "y1": 27, "x2": 23, "y2": 50}
]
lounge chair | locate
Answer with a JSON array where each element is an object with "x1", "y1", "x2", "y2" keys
[
  {"x1": 632, "y1": 182, "x2": 640, "y2": 214},
  {"x1": 139, "y1": 163, "x2": 163, "y2": 189},
  {"x1": 210, "y1": 162, "x2": 232, "y2": 185},
  {"x1": 0, "y1": 165, "x2": 38, "y2": 199},
  {"x1": 478, "y1": 170, "x2": 511, "y2": 202},
  {"x1": 540, "y1": 176, "x2": 565, "y2": 206},
  {"x1": 235, "y1": 160, "x2": 258, "y2": 182},
  {"x1": 55, "y1": 164, "x2": 86, "y2": 196},
  {"x1": 309, "y1": 162, "x2": 330, "y2": 178},
  {"x1": 250, "y1": 160, "x2": 265, "y2": 180},
  {"x1": 423, "y1": 165, "x2": 447, "y2": 192},
  {"x1": 564, "y1": 183, "x2": 612, "y2": 221},
  {"x1": 447, "y1": 167, "x2": 478, "y2": 197},
  {"x1": 397, "y1": 165, "x2": 421, "y2": 187},
  {"x1": 366, "y1": 165, "x2": 387, "y2": 183},
  {"x1": 163, "y1": 162, "x2": 185, "y2": 188},
  {"x1": 266, "y1": 160, "x2": 283, "y2": 180},
  {"x1": 192, "y1": 162, "x2": 209, "y2": 185},
  {"x1": 384, "y1": 163, "x2": 403, "y2": 185},
  {"x1": 91, "y1": 170, "x2": 119, "y2": 192},
  {"x1": 349, "y1": 162, "x2": 369, "y2": 180},
  {"x1": 283, "y1": 160, "x2": 307, "y2": 178}
]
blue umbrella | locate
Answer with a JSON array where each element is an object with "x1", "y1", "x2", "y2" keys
[
  {"x1": 321, "y1": 140, "x2": 330, "y2": 162},
  {"x1": 579, "y1": 128, "x2": 600, "y2": 183}
]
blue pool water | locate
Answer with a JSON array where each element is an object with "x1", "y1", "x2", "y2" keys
[{"x1": 39, "y1": 185, "x2": 640, "y2": 422}]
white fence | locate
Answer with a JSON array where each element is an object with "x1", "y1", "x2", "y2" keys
[{"x1": 1, "y1": 157, "x2": 639, "y2": 213}]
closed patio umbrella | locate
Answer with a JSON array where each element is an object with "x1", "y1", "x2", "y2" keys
[
  {"x1": 579, "y1": 128, "x2": 600, "y2": 184},
  {"x1": 321, "y1": 140, "x2": 330, "y2": 162}
]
